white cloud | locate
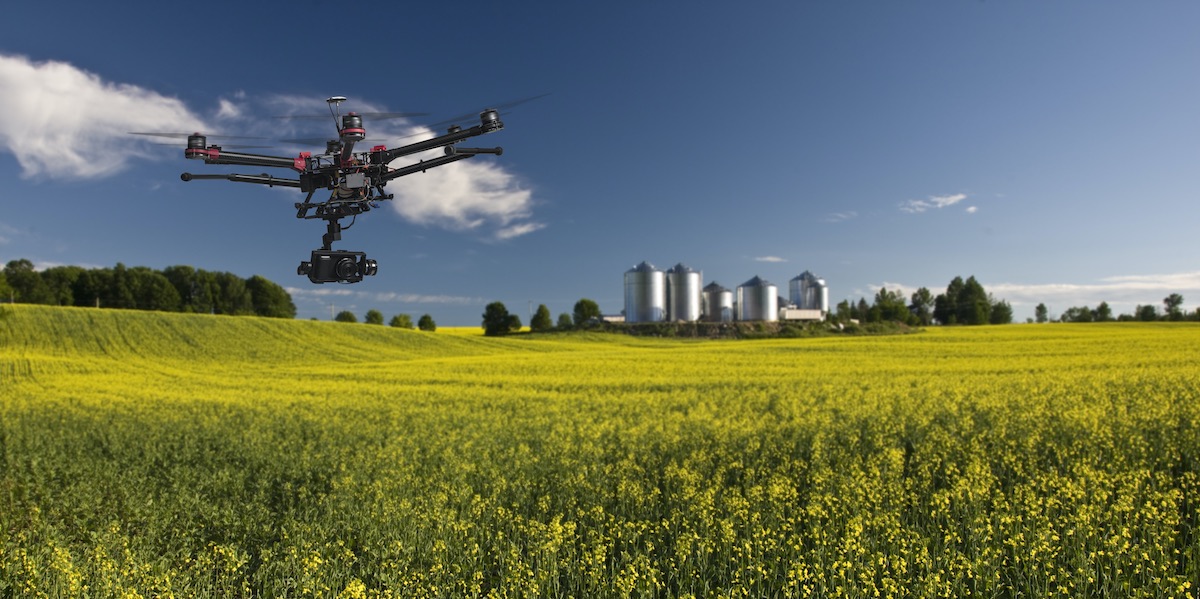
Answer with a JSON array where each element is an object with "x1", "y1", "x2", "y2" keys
[
  {"x1": 900, "y1": 193, "x2": 967, "y2": 214},
  {"x1": 965, "y1": 206, "x2": 978, "y2": 214},
  {"x1": 825, "y1": 211, "x2": 858, "y2": 223},
  {"x1": 0, "y1": 54, "x2": 205, "y2": 179},
  {"x1": 754, "y1": 256, "x2": 787, "y2": 263}
]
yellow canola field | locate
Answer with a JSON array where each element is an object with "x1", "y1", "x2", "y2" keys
[{"x1": 2, "y1": 305, "x2": 1198, "y2": 598}]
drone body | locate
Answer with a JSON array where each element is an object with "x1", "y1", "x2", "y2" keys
[{"x1": 170, "y1": 96, "x2": 510, "y2": 284}]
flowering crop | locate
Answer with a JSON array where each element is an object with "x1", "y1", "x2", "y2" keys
[{"x1": 2, "y1": 305, "x2": 1198, "y2": 597}]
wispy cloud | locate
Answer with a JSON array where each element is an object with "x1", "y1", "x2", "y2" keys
[
  {"x1": 900, "y1": 193, "x2": 967, "y2": 214},
  {"x1": 0, "y1": 54, "x2": 543, "y2": 240},
  {"x1": 965, "y1": 206, "x2": 978, "y2": 214},
  {"x1": 754, "y1": 256, "x2": 787, "y2": 263},
  {"x1": 0, "y1": 54, "x2": 204, "y2": 179},
  {"x1": 825, "y1": 211, "x2": 858, "y2": 223}
]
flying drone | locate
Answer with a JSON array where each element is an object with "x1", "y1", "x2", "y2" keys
[{"x1": 136, "y1": 95, "x2": 537, "y2": 283}]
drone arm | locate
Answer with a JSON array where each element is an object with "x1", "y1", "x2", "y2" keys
[
  {"x1": 375, "y1": 107, "x2": 503, "y2": 163},
  {"x1": 380, "y1": 153, "x2": 473, "y2": 183},
  {"x1": 186, "y1": 148, "x2": 301, "y2": 171},
  {"x1": 181, "y1": 172, "x2": 302, "y2": 188}
]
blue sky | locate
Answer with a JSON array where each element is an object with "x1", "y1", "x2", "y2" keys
[{"x1": 1, "y1": 1, "x2": 1197, "y2": 325}]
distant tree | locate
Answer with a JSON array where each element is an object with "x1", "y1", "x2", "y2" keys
[
  {"x1": 129, "y1": 267, "x2": 182, "y2": 312},
  {"x1": 933, "y1": 276, "x2": 965, "y2": 325},
  {"x1": 530, "y1": 303, "x2": 553, "y2": 332},
  {"x1": 482, "y1": 301, "x2": 520, "y2": 336},
  {"x1": 1094, "y1": 301, "x2": 1113, "y2": 322},
  {"x1": 872, "y1": 288, "x2": 911, "y2": 324},
  {"x1": 246, "y1": 275, "x2": 296, "y2": 318},
  {"x1": 854, "y1": 298, "x2": 870, "y2": 323},
  {"x1": 1136, "y1": 304, "x2": 1158, "y2": 322},
  {"x1": 164, "y1": 265, "x2": 216, "y2": 313},
  {"x1": 1035, "y1": 303, "x2": 1049, "y2": 324},
  {"x1": 989, "y1": 299, "x2": 1013, "y2": 324},
  {"x1": 956, "y1": 277, "x2": 991, "y2": 325},
  {"x1": 364, "y1": 309, "x2": 385, "y2": 325},
  {"x1": 389, "y1": 313, "x2": 414, "y2": 329},
  {"x1": 417, "y1": 314, "x2": 437, "y2": 331},
  {"x1": 335, "y1": 310, "x2": 358, "y2": 323},
  {"x1": 909, "y1": 287, "x2": 934, "y2": 326},
  {"x1": 556, "y1": 313, "x2": 574, "y2": 329},
  {"x1": 1062, "y1": 306, "x2": 1093, "y2": 323},
  {"x1": 573, "y1": 298, "x2": 601, "y2": 326},
  {"x1": 1164, "y1": 294, "x2": 1185, "y2": 321},
  {"x1": 4, "y1": 259, "x2": 52, "y2": 304},
  {"x1": 835, "y1": 299, "x2": 853, "y2": 323},
  {"x1": 0, "y1": 271, "x2": 11, "y2": 303},
  {"x1": 212, "y1": 271, "x2": 253, "y2": 315},
  {"x1": 40, "y1": 265, "x2": 84, "y2": 306}
]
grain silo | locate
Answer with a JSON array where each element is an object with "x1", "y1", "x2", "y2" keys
[
  {"x1": 624, "y1": 261, "x2": 666, "y2": 323},
  {"x1": 666, "y1": 263, "x2": 702, "y2": 322},
  {"x1": 737, "y1": 276, "x2": 778, "y2": 322},
  {"x1": 702, "y1": 281, "x2": 734, "y2": 322},
  {"x1": 790, "y1": 270, "x2": 830, "y2": 313}
]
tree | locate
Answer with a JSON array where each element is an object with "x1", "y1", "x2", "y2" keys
[
  {"x1": 364, "y1": 309, "x2": 385, "y2": 325},
  {"x1": 556, "y1": 313, "x2": 573, "y2": 329},
  {"x1": 1062, "y1": 306, "x2": 1093, "y2": 323},
  {"x1": 529, "y1": 304, "x2": 553, "y2": 332},
  {"x1": 4, "y1": 259, "x2": 52, "y2": 304},
  {"x1": 1094, "y1": 301, "x2": 1113, "y2": 322},
  {"x1": 1164, "y1": 294, "x2": 1185, "y2": 321},
  {"x1": 213, "y1": 272, "x2": 253, "y2": 315},
  {"x1": 246, "y1": 275, "x2": 296, "y2": 318},
  {"x1": 40, "y1": 266, "x2": 84, "y2": 306},
  {"x1": 130, "y1": 267, "x2": 182, "y2": 312},
  {"x1": 909, "y1": 287, "x2": 934, "y2": 326},
  {"x1": 989, "y1": 299, "x2": 1013, "y2": 324},
  {"x1": 482, "y1": 301, "x2": 520, "y2": 336},
  {"x1": 389, "y1": 313, "x2": 414, "y2": 329},
  {"x1": 872, "y1": 287, "x2": 910, "y2": 323},
  {"x1": 573, "y1": 298, "x2": 601, "y2": 326},
  {"x1": 417, "y1": 314, "x2": 437, "y2": 331},
  {"x1": 956, "y1": 276, "x2": 991, "y2": 325},
  {"x1": 933, "y1": 276, "x2": 964, "y2": 325},
  {"x1": 1035, "y1": 303, "x2": 1049, "y2": 324},
  {"x1": 834, "y1": 299, "x2": 853, "y2": 323},
  {"x1": 0, "y1": 271, "x2": 11, "y2": 303},
  {"x1": 335, "y1": 310, "x2": 358, "y2": 323},
  {"x1": 1136, "y1": 304, "x2": 1158, "y2": 322}
]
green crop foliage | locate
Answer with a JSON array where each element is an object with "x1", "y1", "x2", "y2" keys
[{"x1": 1, "y1": 304, "x2": 1198, "y2": 597}]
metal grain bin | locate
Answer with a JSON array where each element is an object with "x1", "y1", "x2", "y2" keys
[
  {"x1": 737, "y1": 276, "x2": 778, "y2": 322},
  {"x1": 624, "y1": 261, "x2": 665, "y2": 323},
  {"x1": 789, "y1": 270, "x2": 829, "y2": 312},
  {"x1": 702, "y1": 281, "x2": 734, "y2": 322},
  {"x1": 666, "y1": 263, "x2": 702, "y2": 322}
]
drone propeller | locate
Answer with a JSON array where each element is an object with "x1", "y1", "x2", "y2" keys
[
  {"x1": 130, "y1": 132, "x2": 274, "y2": 150},
  {"x1": 273, "y1": 111, "x2": 429, "y2": 121}
]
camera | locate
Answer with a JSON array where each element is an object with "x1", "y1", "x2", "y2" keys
[{"x1": 297, "y1": 249, "x2": 378, "y2": 284}]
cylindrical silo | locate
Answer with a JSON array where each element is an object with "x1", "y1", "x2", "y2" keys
[
  {"x1": 666, "y1": 263, "x2": 702, "y2": 322},
  {"x1": 702, "y1": 281, "x2": 733, "y2": 322},
  {"x1": 624, "y1": 261, "x2": 665, "y2": 323},
  {"x1": 737, "y1": 276, "x2": 778, "y2": 322},
  {"x1": 790, "y1": 270, "x2": 829, "y2": 312}
]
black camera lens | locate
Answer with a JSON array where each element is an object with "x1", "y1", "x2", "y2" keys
[
  {"x1": 334, "y1": 257, "x2": 359, "y2": 279},
  {"x1": 363, "y1": 259, "x2": 378, "y2": 276}
]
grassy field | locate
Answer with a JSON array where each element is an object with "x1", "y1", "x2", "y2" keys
[{"x1": 2, "y1": 304, "x2": 1198, "y2": 598}]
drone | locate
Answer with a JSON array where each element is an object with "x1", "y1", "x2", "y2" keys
[{"x1": 136, "y1": 95, "x2": 531, "y2": 283}]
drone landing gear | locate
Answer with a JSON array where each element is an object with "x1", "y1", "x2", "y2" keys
[{"x1": 296, "y1": 217, "x2": 378, "y2": 284}]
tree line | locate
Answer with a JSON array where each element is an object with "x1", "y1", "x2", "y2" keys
[
  {"x1": 834, "y1": 275, "x2": 1013, "y2": 326},
  {"x1": 1, "y1": 259, "x2": 295, "y2": 318},
  {"x1": 482, "y1": 299, "x2": 601, "y2": 336},
  {"x1": 1036, "y1": 293, "x2": 1198, "y2": 323},
  {"x1": 332, "y1": 309, "x2": 438, "y2": 331}
]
